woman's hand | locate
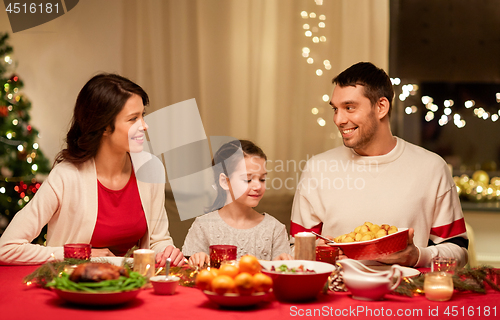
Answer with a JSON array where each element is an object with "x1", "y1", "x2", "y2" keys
[
  {"x1": 188, "y1": 252, "x2": 209, "y2": 268},
  {"x1": 274, "y1": 253, "x2": 293, "y2": 260},
  {"x1": 91, "y1": 248, "x2": 115, "y2": 257},
  {"x1": 156, "y1": 245, "x2": 184, "y2": 267}
]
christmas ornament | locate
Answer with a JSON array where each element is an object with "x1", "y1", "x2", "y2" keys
[
  {"x1": 327, "y1": 264, "x2": 347, "y2": 292},
  {"x1": 472, "y1": 170, "x2": 490, "y2": 185}
]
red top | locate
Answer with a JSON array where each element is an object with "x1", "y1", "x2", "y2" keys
[{"x1": 91, "y1": 170, "x2": 147, "y2": 256}]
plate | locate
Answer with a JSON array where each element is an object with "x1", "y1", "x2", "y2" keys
[
  {"x1": 359, "y1": 265, "x2": 420, "y2": 278},
  {"x1": 90, "y1": 257, "x2": 134, "y2": 267},
  {"x1": 53, "y1": 288, "x2": 141, "y2": 306},
  {"x1": 202, "y1": 291, "x2": 272, "y2": 307},
  {"x1": 326, "y1": 228, "x2": 409, "y2": 260}
]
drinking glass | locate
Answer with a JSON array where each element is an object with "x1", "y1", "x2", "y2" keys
[
  {"x1": 209, "y1": 245, "x2": 237, "y2": 268},
  {"x1": 63, "y1": 243, "x2": 91, "y2": 260}
]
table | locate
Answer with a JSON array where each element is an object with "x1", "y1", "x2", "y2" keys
[{"x1": 1, "y1": 265, "x2": 498, "y2": 320}]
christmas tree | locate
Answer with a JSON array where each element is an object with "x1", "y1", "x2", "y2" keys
[{"x1": 0, "y1": 33, "x2": 50, "y2": 243}]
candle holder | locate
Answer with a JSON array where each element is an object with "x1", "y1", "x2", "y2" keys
[
  {"x1": 431, "y1": 257, "x2": 457, "y2": 273},
  {"x1": 315, "y1": 245, "x2": 339, "y2": 264},
  {"x1": 133, "y1": 249, "x2": 155, "y2": 279},
  {"x1": 63, "y1": 243, "x2": 91, "y2": 260},
  {"x1": 424, "y1": 271, "x2": 454, "y2": 301},
  {"x1": 294, "y1": 232, "x2": 316, "y2": 260},
  {"x1": 209, "y1": 245, "x2": 237, "y2": 268}
]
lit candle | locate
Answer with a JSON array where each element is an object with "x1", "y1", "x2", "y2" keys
[
  {"x1": 424, "y1": 271, "x2": 454, "y2": 301},
  {"x1": 133, "y1": 249, "x2": 155, "y2": 279},
  {"x1": 294, "y1": 232, "x2": 316, "y2": 260}
]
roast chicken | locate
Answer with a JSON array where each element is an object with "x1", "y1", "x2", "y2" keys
[{"x1": 69, "y1": 263, "x2": 129, "y2": 282}]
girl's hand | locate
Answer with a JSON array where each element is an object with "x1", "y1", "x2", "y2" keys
[
  {"x1": 274, "y1": 253, "x2": 293, "y2": 260},
  {"x1": 91, "y1": 248, "x2": 115, "y2": 257},
  {"x1": 156, "y1": 245, "x2": 184, "y2": 267},
  {"x1": 188, "y1": 252, "x2": 209, "y2": 268}
]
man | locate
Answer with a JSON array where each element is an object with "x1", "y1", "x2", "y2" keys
[{"x1": 290, "y1": 62, "x2": 468, "y2": 267}]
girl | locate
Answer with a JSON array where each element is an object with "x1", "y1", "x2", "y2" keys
[
  {"x1": 182, "y1": 140, "x2": 292, "y2": 267},
  {"x1": 0, "y1": 74, "x2": 182, "y2": 266}
]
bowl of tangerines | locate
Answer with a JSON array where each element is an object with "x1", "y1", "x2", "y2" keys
[{"x1": 196, "y1": 255, "x2": 273, "y2": 307}]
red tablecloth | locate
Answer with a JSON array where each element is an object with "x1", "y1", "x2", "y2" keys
[{"x1": 1, "y1": 265, "x2": 498, "y2": 320}]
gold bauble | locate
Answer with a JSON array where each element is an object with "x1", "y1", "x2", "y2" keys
[
  {"x1": 491, "y1": 177, "x2": 500, "y2": 187},
  {"x1": 472, "y1": 170, "x2": 490, "y2": 185}
]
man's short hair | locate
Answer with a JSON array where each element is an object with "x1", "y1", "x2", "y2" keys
[{"x1": 332, "y1": 62, "x2": 394, "y2": 117}]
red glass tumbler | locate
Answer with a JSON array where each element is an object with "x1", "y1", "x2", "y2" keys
[
  {"x1": 209, "y1": 245, "x2": 237, "y2": 268},
  {"x1": 64, "y1": 243, "x2": 91, "y2": 260},
  {"x1": 315, "y1": 245, "x2": 339, "y2": 264}
]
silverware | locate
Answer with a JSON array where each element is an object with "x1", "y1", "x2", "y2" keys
[
  {"x1": 311, "y1": 231, "x2": 336, "y2": 244},
  {"x1": 165, "y1": 258, "x2": 171, "y2": 280}
]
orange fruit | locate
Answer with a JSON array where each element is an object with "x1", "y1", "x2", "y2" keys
[
  {"x1": 234, "y1": 272, "x2": 254, "y2": 295},
  {"x1": 239, "y1": 255, "x2": 261, "y2": 275},
  {"x1": 195, "y1": 269, "x2": 215, "y2": 291},
  {"x1": 209, "y1": 268, "x2": 219, "y2": 278},
  {"x1": 211, "y1": 275, "x2": 236, "y2": 295},
  {"x1": 218, "y1": 264, "x2": 239, "y2": 278},
  {"x1": 253, "y1": 272, "x2": 273, "y2": 292}
]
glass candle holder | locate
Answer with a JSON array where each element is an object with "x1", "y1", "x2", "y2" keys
[
  {"x1": 63, "y1": 243, "x2": 91, "y2": 260},
  {"x1": 133, "y1": 249, "x2": 155, "y2": 279},
  {"x1": 209, "y1": 245, "x2": 237, "y2": 269},
  {"x1": 315, "y1": 245, "x2": 339, "y2": 264},
  {"x1": 424, "y1": 271, "x2": 454, "y2": 301},
  {"x1": 431, "y1": 257, "x2": 457, "y2": 273}
]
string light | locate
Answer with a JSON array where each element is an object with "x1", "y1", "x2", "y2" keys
[
  {"x1": 465, "y1": 100, "x2": 475, "y2": 108},
  {"x1": 301, "y1": 2, "x2": 331, "y2": 127}
]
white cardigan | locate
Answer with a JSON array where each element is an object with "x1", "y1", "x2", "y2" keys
[{"x1": 0, "y1": 157, "x2": 174, "y2": 265}]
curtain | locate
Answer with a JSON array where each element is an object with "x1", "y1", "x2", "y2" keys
[{"x1": 122, "y1": 0, "x2": 389, "y2": 194}]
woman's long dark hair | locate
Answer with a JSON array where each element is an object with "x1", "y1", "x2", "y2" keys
[
  {"x1": 55, "y1": 73, "x2": 149, "y2": 165},
  {"x1": 206, "y1": 140, "x2": 267, "y2": 213}
]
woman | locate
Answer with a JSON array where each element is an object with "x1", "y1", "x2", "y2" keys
[{"x1": 0, "y1": 74, "x2": 183, "y2": 266}]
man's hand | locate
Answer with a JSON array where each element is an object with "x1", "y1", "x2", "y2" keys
[
  {"x1": 156, "y1": 245, "x2": 184, "y2": 267},
  {"x1": 375, "y1": 228, "x2": 419, "y2": 267}
]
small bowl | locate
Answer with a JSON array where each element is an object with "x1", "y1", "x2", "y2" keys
[
  {"x1": 327, "y1": 228, "x2": 409, "y2": 260},
  {"x1": 260, "y1": 260, "x2": 335, "y2": 302},
  {"x1": 150, "y1": 276, "x2": 180, "y2": 295}
]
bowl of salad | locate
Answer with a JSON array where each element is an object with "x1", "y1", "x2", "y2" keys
[{"x1": 259, "y1": 260, "x2": 335, "y2": 302}]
